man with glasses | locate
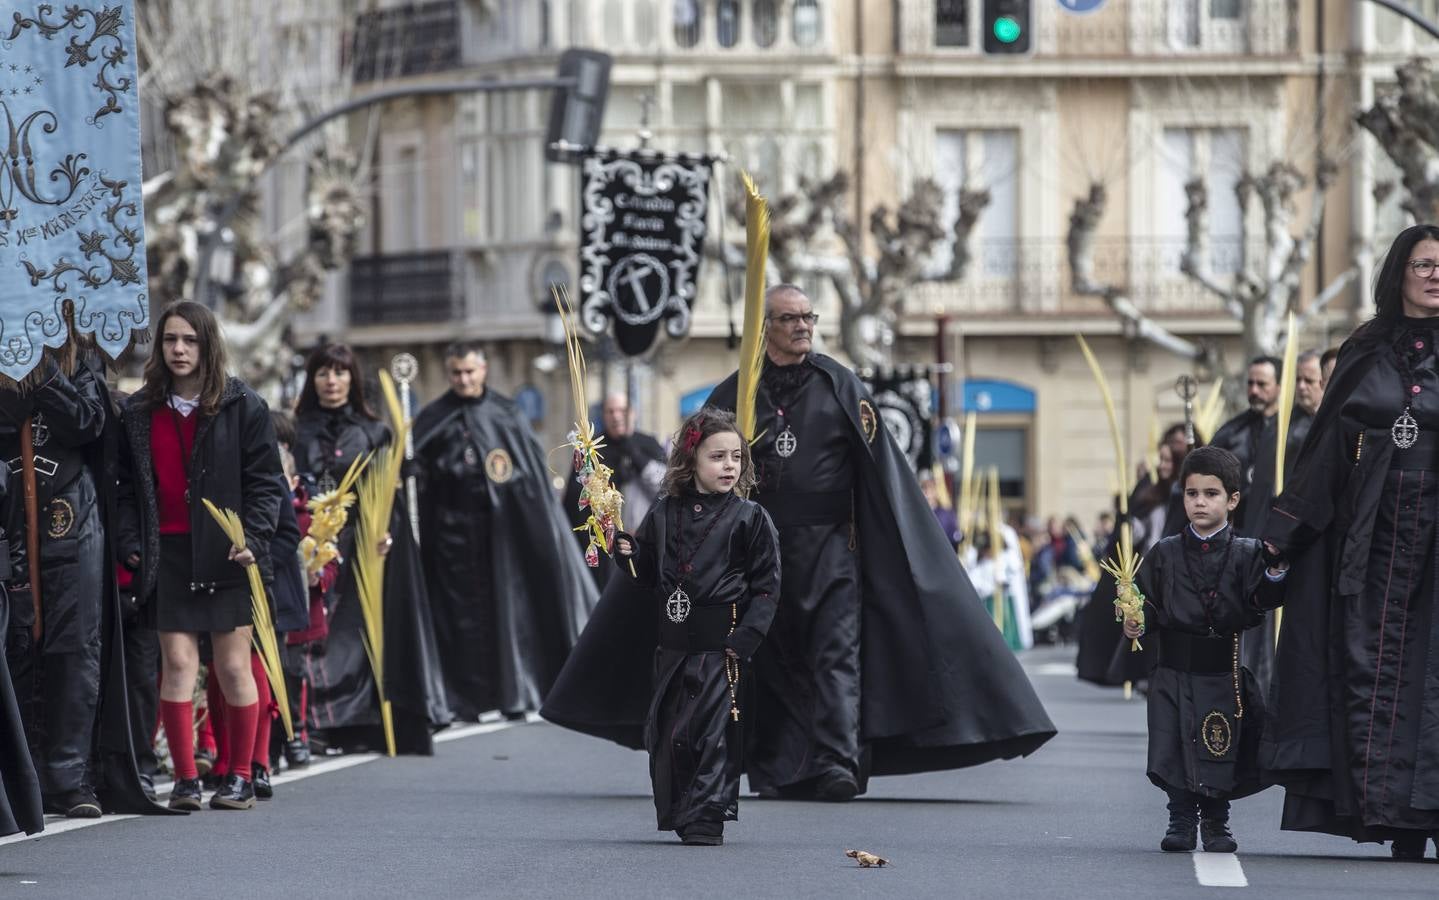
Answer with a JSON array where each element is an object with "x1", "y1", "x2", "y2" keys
[{"x1": 701, "y1": 284, "x2": 1055, "y2": 801}]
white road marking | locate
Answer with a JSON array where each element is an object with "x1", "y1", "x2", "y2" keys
[
  {"x1": 1193, "y1": 851, "x2": 1248, "y2": 887},
  {"x1": 1032, "y1": 663, "x2": 1078, "y2": 677},
  {"x1": 0, "y1": 720, "x2": 519, "y2": 850}
]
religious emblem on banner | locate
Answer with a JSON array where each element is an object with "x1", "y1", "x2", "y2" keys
[
  {"x1": 0, "y1": 2, "x2": 150, "y2": 382},
  {"x1": 578, "y1": 150, "x2": 712, "y2": 357},
  {"x1": 860, "y1": 367, "x2": 935, "y2": 472}
]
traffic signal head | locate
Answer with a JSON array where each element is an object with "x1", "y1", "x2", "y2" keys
[{"x1": 983, "y1": 0, "x2": 1032, "y2": 54}]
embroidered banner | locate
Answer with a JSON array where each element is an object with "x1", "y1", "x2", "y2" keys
[
  {"x1": 860, "y1": 365, "x2": 935, "y2": 472},
  {"x1": 578, "y1": 149, "x2": 711, "y2": 357},
  {"x1": 0, "y1": 2, "x2": 149, "y2": 381}
]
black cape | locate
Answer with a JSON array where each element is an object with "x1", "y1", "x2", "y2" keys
[
  {"x1": 1264, "y1": 318, "x2": 1439, "y2": 840},
  {"x1": 296, "y1": 406, "x2": 452, "y2": 753},
  {"x1": 413, "y1": 390, "x2": 596, "y2": 717},
  {"x1": 544, "y1": 354, "x2": 1055, "y2": 774},
  {"x1": 0, "y1": 558, "x2": 41, "y2": 835}
]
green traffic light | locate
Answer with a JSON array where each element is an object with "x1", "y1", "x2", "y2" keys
[{"x1": 993, "y1": 16, "x2": 1022, "y2": 43}]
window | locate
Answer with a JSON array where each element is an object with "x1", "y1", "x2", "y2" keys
[
  {"x1": 718, "y1": 0, "x2": 741, "y2": 47},
  {"x1": 1168, "y1": 0, "x2": 1244, "y2": 50},
  {"x1": 538, "y1": 0, "x2": 550, "y2": 47},
  {"x1": 753, "y1": 0, "x2": 778, "y2": 47},
  {"x1": 974, "y1": 426, "x2": 1029, "y2": 502},
  {"x1": 634, "y1": 0, "x2": 656, "y2": 45},
  {"x1": 674, "y1": 0, "x2": 701, "y2": 47},
  {"x1": 1209, "y1": 0, "x2": 1242, "y2": 19},
  {"x1": 604, "y1": 0, "x2": 625, "y2": 45},
  {"x1": 460, "y1": 140, "x2": 487, "y2": 243},
  {"x1": 793, "y1": 0, "x2": 820, "y2": 47},
  {"x1": 1158, "y1": 127, "x2": 1246, "y2": 276},
  {"x1": 391, "y1": 145, "x2": 422, "y2": 252},
  {"x1": 932, "y1": 129, "x2": 1019, "y2": 278},
  {"x1": 936, "y1": 0, "x2": 969, "y2": 47}
]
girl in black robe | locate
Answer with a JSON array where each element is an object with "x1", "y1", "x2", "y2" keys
[
  {"x1": 614, "y1": 409, "x2": 780, "y2": 846},
  {"x1": 1265, "y1": 224, "x2": 1439, "y2": 858}
]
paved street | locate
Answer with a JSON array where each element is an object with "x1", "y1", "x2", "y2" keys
[{"x1": 0, "y1": 646, "x2": 1432, "y2": 898}]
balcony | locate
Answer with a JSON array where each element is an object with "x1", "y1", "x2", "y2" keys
[
  {"x1": 347, "y1": 251, "x2": 462, "y2": 325},
  {"x1": 572, "y1": 0, "x2": 833, "y2": 59},
  {"x1": 351, "y1": 1, "x2": 463, "y2": 83}
]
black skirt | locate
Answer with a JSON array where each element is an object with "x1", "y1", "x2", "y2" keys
[{"x1": 155, "y1": 534, "x2": 252, "y2": 633}]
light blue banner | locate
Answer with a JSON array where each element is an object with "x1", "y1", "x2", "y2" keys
[{"x1": 0, "y1": 2, "x2": 148, "y2": 381}]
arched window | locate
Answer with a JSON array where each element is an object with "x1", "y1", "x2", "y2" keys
[
  {"x1": 753, "y1": 0, "x2": 778, "y2": 47},
  {"x1": 792, "y1": 0, "x2": 821, "y2": 47},
  {"x1": 674, "y1": 0, "x2": 702, "y2": 48},
  {"x1": 718, "y1": 0, "x2": 742, "y2": 48}
]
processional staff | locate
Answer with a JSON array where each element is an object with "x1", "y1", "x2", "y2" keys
[
  {"x1": 1175, "y1": 375, "x2": 1197, "y2": 450},
  {"x1": 390, "y1": 353, "x2": 421, "y2": 544}
]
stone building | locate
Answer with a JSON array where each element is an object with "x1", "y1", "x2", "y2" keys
[{"x1": 281, "y1": 0, "x2": 1423, "y2": 524}]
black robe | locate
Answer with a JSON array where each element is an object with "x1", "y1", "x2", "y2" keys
[
  {"x1": 413, "y1": 390, "x2": 596, "y2": 719},
  {"x1": 563, "y1": 432, "x2": 667, "y2": 591},
  {"x1": 625, "y1": 491, "x2": 779, "y2": 831},
  {"x1": 0, "y1": 485, "x2": 42, "y2": 836},
  {"x1": 294, "y1": 405, "x2": 452, "y2": 753},
  {"x1": 1264, "y1": 317, "x2": 1439, "y2": 841},
  {"x1": 544, "y1": 354, "x2": 1055, "y2": 781},
  {"x1": 1137, "y1": 526, "x2": 1280, "y2": 800},
  {"x1": 0, "y1": 356, "x2": 163, "y2": 816}
]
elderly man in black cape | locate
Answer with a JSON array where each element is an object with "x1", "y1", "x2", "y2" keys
[
  {"x1": 543, "y1": 286, "x2": 1055, "y2": 799},
  {"x1": 0, "y1": 350, "x2": 163, "y2": 819},
  {"x1": 414, "y1": 342, "x2": 596, "y2": 721},
  {"x1": 563, "y1": 392, "x2": 666, "y2": 590}
]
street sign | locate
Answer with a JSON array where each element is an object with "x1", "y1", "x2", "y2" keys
[{"x1": 1057, "y1": 0, "x2": 1106, "y2": 14}]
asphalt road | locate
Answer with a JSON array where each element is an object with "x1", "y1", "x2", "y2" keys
[{"x1": 0, "y1": 646, "x2": 1432, "y2": 898}]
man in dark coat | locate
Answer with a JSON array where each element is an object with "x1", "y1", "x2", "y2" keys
[
  {"x1": 563, "y1": 392, "x2": 666, "y2": 590},
  {"x1": 414, "y1": 342, "x2": 596, "y2": 721},
  {"x1": 543, "y1": 285, "x2": 1055, "y2": 800},
  {"x1": 1, "y1": 352, "x2": 158, "y2": 818}
]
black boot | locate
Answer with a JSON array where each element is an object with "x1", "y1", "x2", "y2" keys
[
  {"x1": 1200, "y1": 819, "x2": 1238, "y2": 853},
  {"x1": 1161, "y1": 814, "x2": 1198, "y2": 852},
  {"x1": 1391, "y1": 834, "x2": 1427, "y2": 860},
  {"x1": 43, "y1": 789, "x2": 102, "y2": 819},
  {"x1": 283, "y1": 738, "x2": 311, "y2": 769},
  {"x1": 252, "y1": 764, "x2": 273, "y2": 801},
  {"x1": 679, "y1": 820, "x2": 724, "y2": 846},
  {"x1": 815, "y1": 768, "x2": 859, "y2": 803}
]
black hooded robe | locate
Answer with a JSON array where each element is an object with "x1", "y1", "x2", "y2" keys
[
  {"x1": 544, "y1": 354, "x2": 1055, "y2": 783},
  {"x1": 0, "y1": 483, "x2": 42, "y2": 836},
  {"x1": 294, "y1": 406, "x2": 452, "y2": 753},
  {"x1": 624, "y1": 492, "x2": 779, "y2": 833},
  {"x1": 1264, "y1": 318, "x2": 1439, "y2": 842},
  {"x1": 413, "y1": 389, "x2": 597, "y2": 719},
  {"x1": 1136, "y1": 527, "x2": 1280, "y2": 801}
]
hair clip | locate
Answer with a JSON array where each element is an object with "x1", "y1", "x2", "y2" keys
[{"x1": 682, "y1": 425, "x2": 703, "y2": 453}]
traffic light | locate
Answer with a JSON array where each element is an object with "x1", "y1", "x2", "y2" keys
[{"x1": 982, "y1": 0, "x2": 1031, "y2": 54}]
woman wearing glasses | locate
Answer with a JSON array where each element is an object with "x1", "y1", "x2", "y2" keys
[{"x1": 1264, "y1": 224, "x2": 1439, "y2": 859}]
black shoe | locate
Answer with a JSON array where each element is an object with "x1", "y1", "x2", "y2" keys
[
  {"x1": 209, "y1": 774, "x2": 255, "y2": 810},
  {"x1": 814, "y1": 770, "x2": 859, "y2": 803},
  {"x1": 169, "y1": 777, "x2": 203, "y2": 811},
  {"x1": 194, "y1": 749, "x2": 216, "y2": 777},
  {"x1": 44, "y1": 790, "x2": 102, "y2": 819},
  {"x1": 1161, "y1": 816, "x2": 1198, "y2": 852},
  {"x1": 679, "y1": 823, "x2": 724, "y2": 846},
  {"x1": 201, "y1": 770, "x2": 223, "y2": 792},
  {"x1": 1200, "y1": 819, "x2": 1238, "y2": 853},
  {"x1": 252, "y1": 764, "x2": 273, "y2": 800},
  {"x1": 1391, "y1": 835, "x2": 1428, "y2": 860},
  {"x1": 283, "y1": 738, "x2": 311, "y2": 769},
  {"x1": 503, "y1": 710, "x2": 529, "y2": 722},
  {"x1": 138, "y1": 772, "x2": 157, "y2": 803}
]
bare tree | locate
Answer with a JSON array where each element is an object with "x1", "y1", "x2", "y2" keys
[
  {"x1": 1358, "y1": 57, "x2": 1439, "y2": 225},
  {"x1": 137, "y1": 0, "x2": 373, "y2": 389},
  {"x1": 723, "y1": 171, "x2": 989, "y2": 368}
]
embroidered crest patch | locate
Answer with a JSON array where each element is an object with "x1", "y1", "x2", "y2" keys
[
  {"x1": 485, "y1": 448, "x2": 514, "y2": 483},
  {"x1": 1201, "y1": 710, "x2": 1233, "y2": 758},
  {"x1": 859, "y1": 400, "x2": 878, "y2": 445},
  {"x1": 47, "y1": 498, "x2": 74, "y2": 539}
]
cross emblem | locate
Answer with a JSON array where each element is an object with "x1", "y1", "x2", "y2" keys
[
  {"x1": 1393, "y1": 411, "x2": 1420, "y2": 449},
  {"x1": 775, "y1": 428, "x2": 797, "y2": 458}
]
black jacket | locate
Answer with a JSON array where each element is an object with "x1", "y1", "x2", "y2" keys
[{"x1": 116, "y1": 377, "x2": 285, "y2": 600}]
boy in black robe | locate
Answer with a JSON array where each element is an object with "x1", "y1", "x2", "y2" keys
[
  {"x1": 1122, "y1": 446, "x2": 1287, "y2": 853},
  {"x1": 614, "y1": 409, "x2": 780, "y2": 846}
]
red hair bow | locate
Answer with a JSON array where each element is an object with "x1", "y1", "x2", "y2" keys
[{"x1": 682, "y1": 425, "x2": 703, "y2": 453}]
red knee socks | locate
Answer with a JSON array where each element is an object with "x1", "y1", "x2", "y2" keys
[
  {"x1": 251, "y1": 652, "x2": 272, "y2": 770},
  {"x1": 159, "y1": 699, "x2": 198, "y2": 781},
  {"x1": 225, "y1": 701, "x2": 259, "y2": 782},
  {"x1": 207, "y1": 673, "x2": 229, "y2": 774}
]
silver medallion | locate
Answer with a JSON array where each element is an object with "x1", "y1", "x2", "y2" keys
[
  {"x1": 463, "y1": 445, "x2": 480, "y2": 467},
  {"x1": 30, "y1": 413, "x2": 48, "y2": 448},
  {"x1": 666, "y1": 587, "x2": 692, "y2": 624},
  {"x1": 1393, "y1": 410, "x2": 1420, "y2": 449},
  {"x1": 775, "y1": 427, "x2": 798, "y2": 459}
]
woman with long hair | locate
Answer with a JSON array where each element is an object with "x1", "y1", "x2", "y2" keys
[
  {"x1": 292, "y1": 344, "x2": 450, "y2": 754},
  {"x1": 1266, "y1": 223, "x2": 1439, "y2": 858},
  {"x1": 115, "y1": 301, "x2": 285, "y2": 810}
]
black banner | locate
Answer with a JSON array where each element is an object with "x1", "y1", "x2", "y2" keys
[
  {"x1": 860, "y1": 366, "x2": 935, "y2": 472},
  {"x1": 578, "y1": 149, "x2": 712, "y2": 357}
]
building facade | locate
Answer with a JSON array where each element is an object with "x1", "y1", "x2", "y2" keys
[{"x1": 281, "y1": 0, "x2": 1420, "y2": 524}]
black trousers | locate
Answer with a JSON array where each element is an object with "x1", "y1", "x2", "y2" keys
[{"x1": 1166, "y1": 787, "x2": 1231, "y2": 822}]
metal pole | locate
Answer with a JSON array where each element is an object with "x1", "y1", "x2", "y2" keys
[{"x1": 390, "y1": 353, "x2": 421, "y2": 545}]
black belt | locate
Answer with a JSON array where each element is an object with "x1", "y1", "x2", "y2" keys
[
  {"x1": 657, "y1": 603, "x2": 734, "y2": 652},
  {"x1": 1157, "y1": 631, "x2": 1234, "y2": 674},
  {"x1": 756, "y1": 489, "x2": 850, "y2": 528}
]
